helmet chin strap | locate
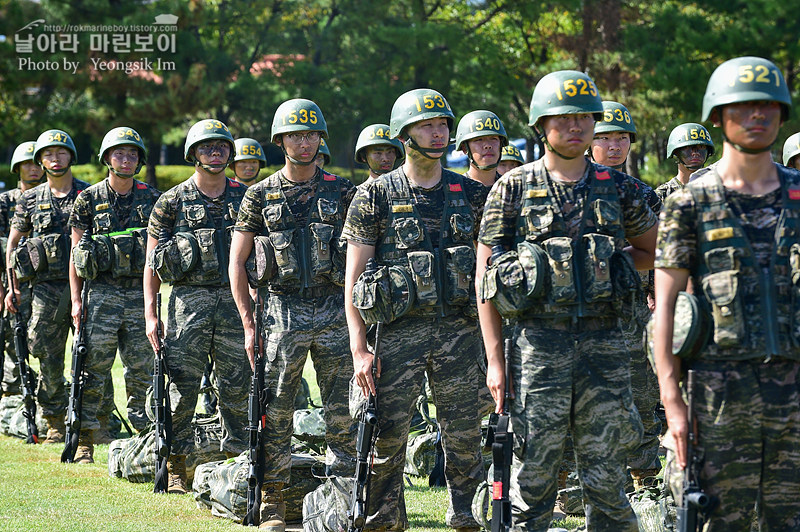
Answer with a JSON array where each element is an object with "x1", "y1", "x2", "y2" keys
[
  {"x1": 467, "y1": 151, "x2": 500, "y2": 170},
  {"x1": 280, "y1": 144, "x2": 318, "y2": 166},
  {"x1": 367, "y1": 162, "x2": 390, "y2": 176},
  {"x1": 404, "y1": 135, "x2": 447, "y2": 160},
  {"x1": 234, "y1": 169, "x2": 260, "y2": 184},
  {"x1": 40, "y1": 160, "x2": 71, "y2": 178},
  {"x1": 195, "y1": 160, "x2": 228, "y2": 174},
  {"x1": 105, "y1": 161, "x2": 142, "y2": 179},
  {"x1": 542, "y1": 136, "x2": 580, "y2": 161},
  {"x1": 676, "y1": 153, "x2": 708, "y2": 171},
  {"x1": 722, "y1": 131, "x2": 774, "y2": 154}
]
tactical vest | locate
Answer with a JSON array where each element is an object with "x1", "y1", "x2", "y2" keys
[
  {"x1": 260, "y1": 169, "x2": 346, "y2": 295},
  {"x1": 375, "y1": 169, "x2": 477, "y2": 318},
  {"x1": 173, "y1": 177, "x2": 245, "y2": 286},
  {"x1": 688, "y1": 165, "x2": 800, "y2": 362},
  {"x1": 512, "y1": 159, "x2": 639, "y2": 319},
  {"x1": 28, "y1": 179, "x2": 89, "y2": 282}
]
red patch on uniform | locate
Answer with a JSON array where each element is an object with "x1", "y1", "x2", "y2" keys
[
  {"x1": 136, "y1": 183, "x2": 147, "y2": 189},
  {"x1": 449, "y1": 183, "x2": 462, "y2": 192},
  {"x1": 596, "y1": 170, "x2": 611, "y2": 180},
  {"x1": 492, "y1": 481, "x2": 503, "y2": 500},
  {"x1": 323, "y1": 175, "x2": 336, "y2": 181},
  {"x1": 789, "y1": 189, "x2": 800, "y2": 200},
  {"x1": 229, "y1": 179, "x2": 241, "y2": 187}
]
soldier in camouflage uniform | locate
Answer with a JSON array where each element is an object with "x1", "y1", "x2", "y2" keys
[
  {"x1": 455, "y1": 110, "x2": 507, "y2": 187},
  {"x1": 590, "y1": 101, "x2": 663, "y2": 490},
  {"x1": 1, "y1": 141, "x2": 42, "y2": 397},
  {"x1": 67, "y1": 127, "x2": 161, "y2": 463},
  {"x1": 229, "y1": 98, "x2": 356, "y2": 532},
  {"x1": 4, "y1": 129, "x2": 90, "y2": 445},
  {"x1": 232, "y1": 137, "x2": 267, "y2": 186},
  {"x1": 497, "y1": 145, "x2": 525, "y2": 177},
  {"x1": 782, "y1": 131, "x2": 800, "y2": 171},
  {"x1": 477, "y1": 71, "x2": 657, "y2": 531},
  {"x1": 655, "y1": 123, "x2": 715, "y2": 203},
  {"x1": 144, "y1": 119, "x2": 250, "y2": 494},
  {"x1": 354, "y1": 123, "x2": 404, "y2": 186},
  {"x1": 344, "y1": 88, "x2": 488, "y2": 531},
  {"x1": 654, "y1": 56, "x2": 800, "y2": 531}
]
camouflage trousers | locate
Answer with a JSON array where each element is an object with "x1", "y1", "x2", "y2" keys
[
  {"x1": 80, "y1": 280, "x2": 152, "y2": 432},
  {"x1": 1, "y1": 282, "x2": 31, "y2": 395},
  {"x1": 261, "y1": 291, "x2": 357, "y2": 483},
  {"x1": 619, "y1": 302, "x2": 662, "y2": 472},
  {"x1": 28, "y1": 280, "x2": 72, "y2": 417},
  {"x1": 511, "y1": 317, "x2": 642, "y2": 532},
  {"x1": 688, "y1": 358, "x2": 800, "y2": 531},
  {"x1": 360, "y1": 314, "x2": 484, "y2": 530},
  {"x1": 166, "y1": 284, "x2": 250, "y2": 456}
]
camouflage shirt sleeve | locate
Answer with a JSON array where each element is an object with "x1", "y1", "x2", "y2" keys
[
  {"x1": 233, "y1": 184, "x2": 265, "y2": 234},
  {"x1": 147, "y1": 186, "x2": 180, "y2": 239},
  {"x1": 11, "y1": 188, "x2": 35, "y2": 234},
  {"x1": 654, "y1": 187, "x2": 696, "y2": 270},
  {"x1": 341, "y1": 179, "x2": 388, "y2": 246},
  {"x1": 463, "y1": 177, "x2": 490, "y2": 240},
  {"x1": 69, "y1": 189, "x2": 92, "y2": 231},
  {"x1": 477, "y1": 170, "x2": 526, "y2": 249},
  {"x1": 618, "y1": 173, "x2": 658, "y2": 239}
]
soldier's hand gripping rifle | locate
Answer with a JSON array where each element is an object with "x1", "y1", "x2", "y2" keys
[
  {"x1": 488, "y1": 338, "x2": 513, "y2": 532},
  {"x1": 676, "y1": 369, "x2": 713, "y2": 532},
  {"x1": 8, "y1": 267, "x2": 38, "y2": 444},
  {"x1": 61, "y1": 254, "x2": 90, "y2": 463},
  {"x1": 153, "y1": 291, "x2": 172, "y2": 493},
  {"x1": 244, "y1": 297, "x2": 269, "y2": 526},
  {"x1": 348, "y1": 321, "x2": 383, "y2": 532}
]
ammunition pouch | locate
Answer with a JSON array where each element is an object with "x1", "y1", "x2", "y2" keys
[
  {"x1": 479, "y1": 242, "x2": 545, "y2": 318},
  {"x1": 702, "y1": 270, "x2": 745, "y2": 348},
  {"x1": 408, "y1": 251, "x2": 438, "y2": 308},
  {"x1": 443, "y1": 245, "x2": 476, "y2": 307},
  {"x1": 183, "y1": 228, "x2": 222, "y2": 285},
  {"x1": 269, "y1": 230, "x2": 300, "y2": 283}
]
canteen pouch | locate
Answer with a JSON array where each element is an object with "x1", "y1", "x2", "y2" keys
[
  {"x1": 11, "y1": 243, "x2": 36, "y2": 283},
  {"x1": 268, "y1": 230, "x2": 300, "y2": 283},
  {"x1": 72, "y1": 235, "x2": 98, "y2": 280},
  {"x1": 393, "y1": 218, "x2": 424, "y2": 249},
  {"x1": 542, "y1": 237, "x2": 576, "y2": 304},
  {"x1": 352, "y1": 264, "x2": 392, "y2": 325},
  {"x1": 246, "y1": 235, "x2": 277, "y2": 288},
  {"x1": 479, "y1": 250, "x2": 529, "y2": 318},
  {"x1": 309, "y1": 223, "x2": 334, "y2": 278},
  {"x1": 110, "y1": 232, "x2": 135, "y2": 278},
  {"x1": 443, "y1": 245, "x2": 475, "y2": 306},
  {"x1": 185, "y1": 228, "x2": 221, "y2": 283},
  {"x1": 408, "y1": 250, "x2": 438, "y2": 307},
  {"x1": 150, "y1": 237, "x2": 184, "y2": 283},
  {"x1": 582, "y1": 233, "x2": 614, "y2": 302},
  {"x1": 701, "y1": 270, "x2": 746, "y2": 348},
  {"x1": 26, "y1": 237, "x2": 48, "y2": 273}
]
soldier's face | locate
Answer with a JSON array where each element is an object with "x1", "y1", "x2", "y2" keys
[
  {"x1": 591, "y1": 131, "x2": 631, "y2": 167},
  {"x1": 39, "y1": 147, "x2": 71, "y2": 170},
  {"x1": 676, "y1": 145, "x2": 708, "y2": 169},
  {"x1": 466, "y1": 135, "x2": 502, "y2": 167},
  {"x1": 234, "y1": 159, "x2": 260, "y2": 182},
  {"x1": 107, "y1": 145, "x2": 140, "y2": 177},
  {"x1": 18, "y1": 160, "x2": 43, "y2": 184},
  {"x1": 719, "y1": 100, "x2": 782, "y2": 151},
  {"x1": 406, "y1": 117, "x2": 449, "y2": 156},
  {"x1": 541, "y1": 114, "x2": 594, "y2": 158},
  {"x1": 365, "y1": 146, "x2": 396, "y2": 175},
  {"x1": 497, "y1": 160, "x2": 522, "y2": 176}
]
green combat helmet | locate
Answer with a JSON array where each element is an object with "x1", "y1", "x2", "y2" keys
[
  {"x1": 500, "y1": 145, "x2": 525, "y2": 165},
  {"x1": 318, "y1": 138, "x2": 331, "y2": 166},
  {"x1": 528, "y1": 70, "x2": 603, "y2": 159},
  {"x1": 184, "y1": 119, "x2": 235, "y2": 174},
  {"x1": 98, "y1": 127, "x2": 147, "y2": 178},
  {"x1": 271, "y1": 98, "x2": 327, "y2": 167},
  {"x1": 389, "y1": 88, "x2": 455, "y2": 159},
  {"x1": 667, "y1": 123, "x2": 715, "y2": 170},
  {"x1": 354, "y1": 123, "x2": 404, "y2": 170},
  {"x1": 595, "y1": 101, "x2": 637, "y2": 143},
  {"x1": 10, "y1": 141, "x2": 37, "y2": 174},
  {"x1": 702, "y1": 56, "x2": 791, "y2": 153},
  {"x1": 34, "y1": 129, "x2": 78, "y2": 176},
  {"x1": 783, "y1": 132, "x2": 800, "y2": 168},
  {"x1": 233, "y1": 138, "x2": 267, "y2": 166},
  {"x1": 455, "y1": 110, "x2": 509, "y2": 170}
]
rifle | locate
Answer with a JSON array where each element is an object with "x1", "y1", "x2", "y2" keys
[
  {"x1": 488, "y1": 338, "x2": 513, "y2": 532},
  {"x1": 676, "y1": 369, "x2": 713, "y2": 531},
  {"x1": 153, "y1": 291, "x2": 172, "y2": 493},
  {"x1": 61, "y1": 263, "x2": 90, "y2": 463},
  {"x1": 244, "y1": 297, "x2": 268, "y2": 526},
  {"x1": 8, "y1": 268, "x2": 38, "y2": 444},
  {"x1": 348, "y1": 320, "x2": 383, "y2": 532}
]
